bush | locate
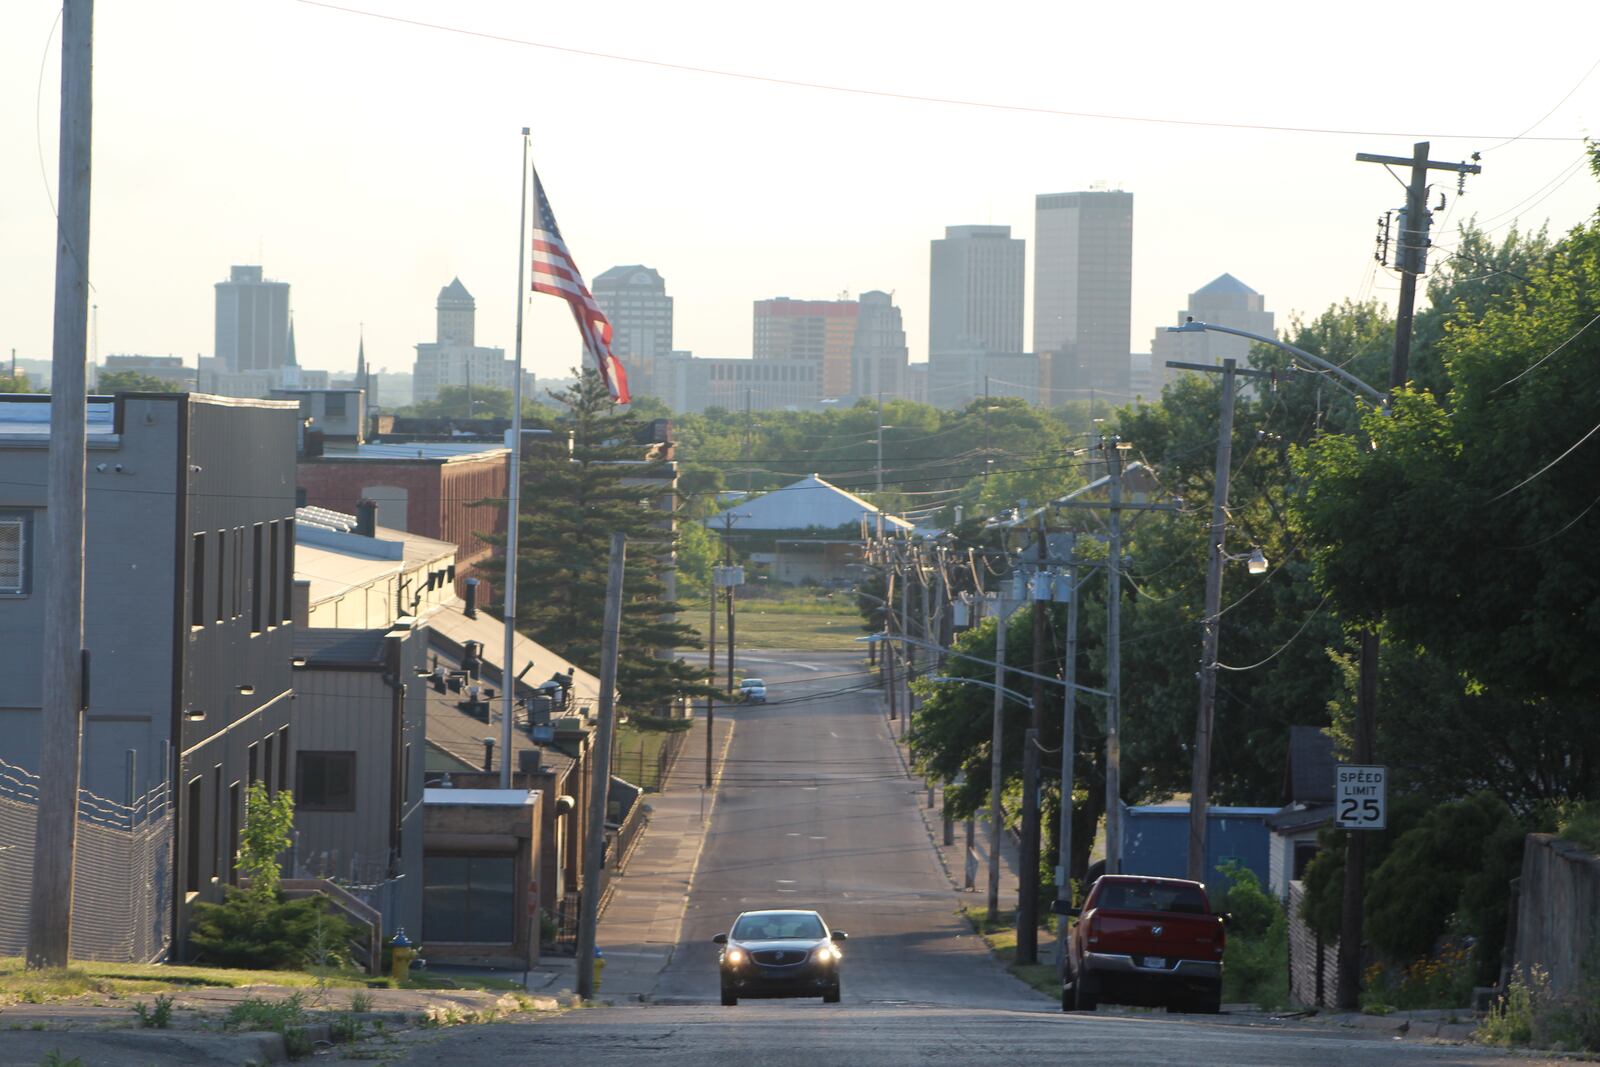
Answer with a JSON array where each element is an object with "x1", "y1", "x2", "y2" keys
[
  {"x1": 1217, "y1": 862, "x2": 1289, "y2": 1010},
  {"x1": 132, "y1": 993, "x2": 174, "y2": 1028},
  {"x1": 1557, "y1": 800, "x2": 1600, "y2": 853},
  {"x1": 189, "y1": 889, "x2": 360, "y2": 970}
]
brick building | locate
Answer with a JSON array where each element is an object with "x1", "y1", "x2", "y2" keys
[{"x1": 295, "y1": 441, "x2": 508, "y2": 601}]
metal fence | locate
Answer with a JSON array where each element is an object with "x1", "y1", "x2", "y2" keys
[{"x1": 0, "y1": 755, "x2": 173, "y2": 962}]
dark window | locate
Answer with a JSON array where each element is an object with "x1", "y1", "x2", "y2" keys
[
  {"x1": 278, "y1": 726, "x2": 290, "y2": 793},
  {"x1": 296, "y1": 751, "x2": 355, "y2": 811},
  {"x1": 212, "y1": 765, "x2": 223, "y2": 880},
  {"x1": 1094, "y1": 881, "x2": 1209, "y2": 915},
  {"x1": 1292, "y1": 841, "x2": 1320, "y2": 881},
  {"x1": 247, "y1": 743, "x2": 259, "y2": 786},
  {"x1": 215, "y1": 529, "x2": 227, "y2": 623},
  {"x1": 185, "y1": 776, "x2": 203, "y2": 893},
  {"x1": 282, "y1": 518, "x2": 294, "y2": 623},
  {"x1": 233, "y1": 528, "x2": 244, "y2": 617},
  {"x1": 267, "y1": 522, "x2": 279, "y2": 626},
  {"x1": 423, "y1": 856, "x2": 515, "y2": 942},
  {"x1": 191, "y1": 533, "x2": 206, "y2": 628},
  {"x1": 228, "y1": 781, "x2": 241, "y2": 885},
  {"x1": 251, "y1": 524, "x2": 264, "y2": 631},
  {"x1": 0, "y1": 510, "x2": 33, "y2": 595},
  {"x1": 263, "y1": 735, "x2": 275, "y2": 794},
  {"x1": 325, "y1": 392, "x2": 347, "y2": 417}
]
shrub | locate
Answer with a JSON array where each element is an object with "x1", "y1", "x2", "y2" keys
[
  {"x1": 223, "y1": 991, "x2": 306, "y2": 1032},
  {"x1": 189, "y1": 890, "x2": 360, "y2": 970},
  {"x1": 237, "y1": 783, "x2": 295, "y2": 901},
  {"x1": 1364, "y1": 941, "x2": 1475, "y2": 1011},
  {"x1": 132, "y1": 993, "x2": 174, "y2": 1028},
  {"x1": 1557, "y1": 800, "x2": 1600, "y2": 853},
  {"x1": 1218, "y1": 862, "x2": 1288, "y2": 1010}
]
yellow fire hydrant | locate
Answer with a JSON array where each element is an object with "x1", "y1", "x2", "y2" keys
[
  {"x1": 391, "y1": 929, "x2": 417, "y2": 982},
  {"x1": 593, "y1": 947, "x2": 605, "y2": 991}
]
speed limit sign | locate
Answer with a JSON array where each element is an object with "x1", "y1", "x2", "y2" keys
[{"x1": 1335, "y1": 765, "x2": 1387, "y2": 830}]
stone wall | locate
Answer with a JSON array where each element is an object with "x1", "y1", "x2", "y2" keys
[
  {"x1": 1287, "y1": 880, "x2": 1340, "y2": 1007},
  {"x1": 1513, "y1": 833, "x2": 1600, "y2": 995}
]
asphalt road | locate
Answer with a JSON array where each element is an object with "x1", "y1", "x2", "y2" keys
[{"x1": 393, "y1": 650, "x2": 1562, "y2": 1066}]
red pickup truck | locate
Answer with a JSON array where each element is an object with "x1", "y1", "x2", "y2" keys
[{"x1": 1056, "y1": 874, "x2": 1226, "y2": 1014}]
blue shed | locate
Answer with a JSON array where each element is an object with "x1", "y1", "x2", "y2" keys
[{"x1": 1118, "y1": 804, "x2": 1276, "y2": 900}]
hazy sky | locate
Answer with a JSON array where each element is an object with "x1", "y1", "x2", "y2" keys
[{"x1": 4, "y1": 1, "x2": 1598, "y2": 387}]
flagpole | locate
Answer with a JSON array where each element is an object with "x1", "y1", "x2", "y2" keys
[{"x1": 500, "y1": 127, "x2": 530, "y2": 789}]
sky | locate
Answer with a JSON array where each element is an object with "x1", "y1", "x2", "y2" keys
[{"x1": 3, "y1": 0, "x2": 1598, "y2": 389}]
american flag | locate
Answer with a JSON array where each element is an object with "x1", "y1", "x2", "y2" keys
[{"x1": 530, "y1": 169, "x2": 631, "y2": 404}]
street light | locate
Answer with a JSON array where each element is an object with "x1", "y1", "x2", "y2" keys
[
  {"x1": 927, "y1": 675, "x2": 1034, "y2": 709},
  {"x1": 1247, "y1": 547, "x2": 1268, "y2": 575},
  {"x1": 1166, "y1": 319, "x2": 1388, "y2": 408}
]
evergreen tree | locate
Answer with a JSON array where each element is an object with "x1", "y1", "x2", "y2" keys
[{"x1": 477, "y1": 369, "x2": 709, "y2": 713}]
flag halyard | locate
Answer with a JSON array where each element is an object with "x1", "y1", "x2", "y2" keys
[{"x1": 530, "y1": 169, "x2": 631, "y2": 404}]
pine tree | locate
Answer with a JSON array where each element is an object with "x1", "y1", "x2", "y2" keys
[{"x1": 477, "y1": 369, "x2": 709, "y2": 713}]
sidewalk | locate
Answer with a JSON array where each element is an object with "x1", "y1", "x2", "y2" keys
[{"x1": 528, "y1": 708, "x2": 736, "y2": 1001}]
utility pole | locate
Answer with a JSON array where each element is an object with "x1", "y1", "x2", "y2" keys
[
  {"x1": 1178, "y1": 358, "x2": 1270, "y2": 881},
  {"x1": 899, "y1": 550, "x2": 912, "y2": 740},
  {"x1": 1338, "y1": 141, "x2": 1481, "y2": 1011},
  {"x1": 1104, "y1": 439, "x2": 1125, "y2": 875},
  {"x1": 883, "y1": 566, "x2": 898, "y2": 722},
  {"x1": 29, "y1": 0, "x2": 93, "y2": 972},
  {"x1": 875, "y1": 392, "x2": 884, "y2": 494},
  {"x1": 723, "y1": 514, "x2": 737, "y2": 697},
  {"x1": 987, "y1": 594, "x2": 1013, "y2": 922},
  {"x1": 575, "y1": 533, "x2": 625, "y2": 999},
  {"x1": 1017, "y1": 513, "x2": 1050, "y2": 962},
  {"x1": 1054, "y1": 536, "x2": 1080, "y2": 968},
  {"x1": 705, "y1": 566, "x2": 717, "y2": 789}
]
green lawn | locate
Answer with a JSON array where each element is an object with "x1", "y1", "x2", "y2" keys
[
  {"x1": 612, "y1": 721, "x2": 672, "y2": 791},
  {"x1": 959, "y1": 906, "x2": 1059, "y2": 997},
  {"x1": 680, "y1": 590, "x2": 866, "y2": 652}
]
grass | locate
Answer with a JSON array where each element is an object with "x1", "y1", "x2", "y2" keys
[
  {"x1": 612, "y1": 721, "x2": 671, "y2": 790},
  {"x1": 679, "y1": 589, "x2": 866, "y2": 652},
  {"x1": 1558, "y1": 800, "x2": 1600, "y2": 853},
  {"x1": 0, "y1": 956, "x2": 523, "y2": 1005},
  {"x1": 960, "y1": 905, "x2": 1058, "y2": 997}
]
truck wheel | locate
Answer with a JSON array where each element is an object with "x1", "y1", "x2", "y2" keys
[
  {"x1": 1061, "y1": 983, "x2": 1073, "y2": 1013},
  {"x1": 1192, "y1": 981, "x2": 1222, "y2": 1015},
  {"x1": 1074, "y1": 976, "x2": 1098, "y2": 1012}
]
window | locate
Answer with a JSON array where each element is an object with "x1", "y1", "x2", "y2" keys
[
  {"x1": 325, "y1": 392, "x2": 347, "y2": 417},
  {"x1": 212, "y1": 765, "x2": 223, "y2": 880},
  {"x1": 251, "y1": 524, "x2": 264, "y2": 631},
  {"x1": 184, "y1": 776, "x2": 203, "y2": 894},
  {"x1": 282, "y1": 518, "x2": 294, "y2": 623},
  {"x1": 233, "y1": 528, "x2": 244, "y2": 618},
  {"x1": 296, "y1": 751, "x2": 355, "y2": 811},
  {"x1": 215, "y1": 529, "x2": 227, "y2": 623},
  {"x1": 228, "y1": 781, "x2": 241, "y2": 885},
  {"x1": 0, "y1": 511, "x2": 31, "y2": 595},
  {"x1": 277, "y1": 727, "x2": 290, "y2": 793},
  {"x1": 423, "y1": 856, "x2": 515, "y2": 942},
  {"x1": 247, "y1": 743, "x2": 259, "y2": 786},
  {"x1": 191, "y1": 533, "x2": 206, "y2": 628},
  {"x1": 267, "y1": 522, "x2": 279, "y2": 626},
  {"x1": 263, "y1": 735, "x2": 275, "y2": 794}
]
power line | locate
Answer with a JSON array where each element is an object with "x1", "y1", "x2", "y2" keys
[{"x1": 293, "y1": 0, "x2": 1587, "y2": 143}]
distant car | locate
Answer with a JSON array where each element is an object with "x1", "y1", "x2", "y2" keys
[
  {"x1": 739, "y1": 678, "x2": 767, "y2": 704},
  {"x1": 714, "y1": 909, "x2": 846, "y2": 1005},
  {"x1": 1057, "y1": 874, "x2": 1226, "y2": 1014}
]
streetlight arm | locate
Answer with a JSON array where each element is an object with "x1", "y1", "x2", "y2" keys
[
  {"x1": 928, "y1": 675, "x2": 1034, "y2": 708},
  {"x1": 1167, "y1": 321, "x2": 1388, "y2": 405}
]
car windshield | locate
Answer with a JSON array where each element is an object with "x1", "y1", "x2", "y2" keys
[
  {"x1": 1095, "y1": 882, "x2": 1208, "y2": 915},
  {"x1": 732, "y1": 913, "x2": 825, "y2": 940},
  {"x1": 741, "y1": 679, "x2": 764, "y2": 688}
]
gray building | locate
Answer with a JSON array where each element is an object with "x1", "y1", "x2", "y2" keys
[
  {"x1": 929, "y1": 225, "x2": 1025, "y2": 357},
  {"x1": 215, "y1": 265, "x2": 292, "y2": 372},
  {"x1": 0, "y1": 391, "x2": 301, "y2": 957},
  {"x1": 850, "y1": 290, "x2": 908, "y2": 402},
  {"x1": 271, "y1": 388, "x2": 367, "y2": 447},
  {"x1": 593, "y1": 266, "x2": 673, "y2": 399},
  {"x1": 412, "y1": 279, "x2": 516, "y2": 405},
  {"x1": 927, "y1": 350, "x2": 1042, "y2": 409},
  {"x1": 1149, "y1": 274, "x2": 1275, "y2": 395},
  {"x1": 1033, "y1": 190, "x2": 1134, "y2": 398},
  {"x1": 655, "y1": 352, "x2": 821, "y2": 413}
]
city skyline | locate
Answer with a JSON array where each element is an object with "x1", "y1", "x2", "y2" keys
[{"x1": 3, "y1": 1, "x2": 1597, "y2": 385}]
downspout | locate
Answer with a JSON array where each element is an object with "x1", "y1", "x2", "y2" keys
[{"x1": 382, "y1": 635, "x2": 406, "y2": 877}]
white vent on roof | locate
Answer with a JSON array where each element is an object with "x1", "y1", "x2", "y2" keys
[{"x1": 296, "y1": 506, "x2": 359, "y2": 533}]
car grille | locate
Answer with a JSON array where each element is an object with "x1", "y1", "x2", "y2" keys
[{"x1": 752, "y1": 949, "x2": 806, "y2": 966}]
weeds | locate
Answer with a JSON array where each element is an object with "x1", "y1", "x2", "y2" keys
[
  {"x1": 348, "y1": 989, "x2": 374, "y2": 1013},
  {"x1": 39, "y1": 1054, "x2": 84, "y2": 1067},
  {"x1": 223, "y1": 990, "x2": 306, "y2": 1032},
  {"x1": 1477, "y1": 970, "x2": 1541, "y2": 1047},
  {"x1": 132, "y1": 992, "x2": 174, "y2": 1028},
  {"x1": 328, "y1": 1013, "x2": 365, "y2": 1043}
]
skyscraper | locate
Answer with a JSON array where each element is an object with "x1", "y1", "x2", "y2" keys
[
  {"x1": 928, "y1": 225, "x2": 1025, "y2": 356},
  {"x1": 593, "y1": 266, "x2": 673, "y2": 398},
  {"x1": 412, "y1": 278, "x2": 514, "y2": 405},
  {"x1": 753, "y1": 298, "x2": 859, "y2": 398},
  {"x1": 214, "y1": 265, "x2": 291, "y2": 371},
  {"x1": 850, "y1": 291, "x2": 908, "y2": 400},
  {"x1": 1033, "y1": 190, "x2": 1133, "y2": 397},
  {"x1": 1149, "y1": 274, "x2": 1274, "y2": 396}
]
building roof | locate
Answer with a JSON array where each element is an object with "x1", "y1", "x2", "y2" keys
[
  {"x1": 438, "y1": 277, "x2": 474, "y2": 304},
  {"x1": 424, "y1": 788, "x2": 538, "y2": 807},
  {"x1": 296, "y1": 541, "x2": 404, "y2": 605},
  {"x1": 421, "y1": 638, "x2": 581, "y2": 785},
  {"x1": 0, "y1": 396, "x2": 117, "y2": 437},
  {"x1": 427, "y1": 600, "x2": 603, "y2": 710},
  {"x1": 313, "y1": 441, "x2": 509, "y2": 463},
  {"x1": 593, "y1": 265, "x2": 664, "y2": 289},
  {"x1": 1193, "y1": 273, "x2": 1258, "y2": 298},
  {"x1": 293, "y1": 627, "x2": 389, "y2": 666},
  {"x1": 294, "y1": 507, "x2": 457, "y2": 605},
  {"x1": 710, "y1": 474, "x2": 914, "y2": 533}
]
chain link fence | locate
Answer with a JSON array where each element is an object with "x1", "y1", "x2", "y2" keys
[{"x1": 0, "y1": 756, "x2": 173, "y2": 962}]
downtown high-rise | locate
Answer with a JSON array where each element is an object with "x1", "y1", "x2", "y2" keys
[
  {"x1": 1033, "y1": 190, "x2": 1133, "y2": 398},
  {"x1": 928, "y1": 225, "x2": 1025, "y2": 356},
  {"x1": 214, "y1": 265, "x2": 291, "y2": 372},
  {"x1": 593, "y1": 265, "x2": 674, "y2": 397}
]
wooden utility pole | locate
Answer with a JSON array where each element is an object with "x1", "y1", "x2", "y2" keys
[
  {"x1": 899, "y1": 552, "x2": 912, "y2": 739},
  {"x1": 1103, "y1": 440, "x2": 1125, "y2": 875},
  {"x1": 1017, "y1": 513, "x2": 1049, "y2": 962},
  {"x1": 1177, "y1": 358, "x2": 1271, "y2": 882},
  {"x1": 1338, "y1": 142, "x2": 1481, "y2": 1011},
  {"x1": 883, "y1": 567, "x2": 898, "y2": 722},
  {"x1": 575, "y1": 533, "x2": 625, "y2": 999},
  {"x1": 1053, "y1": 536, "x2": 1080, "y2": 968},
  {"x1": 705, "y1": 570, "x2": 716, "y2": 789},
  {"x1": 987, "y1": 595, "x2": 1012, "y2": 922},
  {"x1": 29, "y1": 0, "x2": 94, "y2": 972}
]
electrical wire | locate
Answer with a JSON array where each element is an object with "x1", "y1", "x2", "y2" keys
[
  {"x1": 1491, "y1": 311, "x2": 1600, "y2": 393},
  {"x1": 1213, "y1": 593, "x2": 1331, "y2": 672}
]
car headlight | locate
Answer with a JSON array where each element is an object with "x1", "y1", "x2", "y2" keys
[
  {"x1": 813, "y1": 945, "x2": 839, "y2": 963},
  {"x1": 725, "y1": 947, "x2": 746, "y2": 965}
]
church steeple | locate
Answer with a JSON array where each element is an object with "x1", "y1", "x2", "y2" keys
[
  {"x1": 356, "y1": 326, "x2": 366, "y2": 384},
  {"x1": 286, "y1": 316, "x2": 299, "y2": 367}
]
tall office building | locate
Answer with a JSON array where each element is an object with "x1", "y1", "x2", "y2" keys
[
  {"x1": 214, "y1": 265, "x2": 291, "y2": 372},
  {"x1": 928, "y1": 225, "x2": 1025, "y2": 357},
  {"x1": 850, "y1": 291, "x2": 908, "y2": 401},
  {"x1": 1149, "y1": 274, "x2": 1274, "y2": 396},
  {"x1": 412, "y1": 278, "x2": 515, "y2": 404},
  {"x1": 1033, "y1": 190, "x2": 1134, "y2": 397},
  {"x1": 593, "y1": 266, "x2": 673, "y2": 398},
  {"x1": 753, "y1": 298, "x2": 859, "y2": 398}
]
